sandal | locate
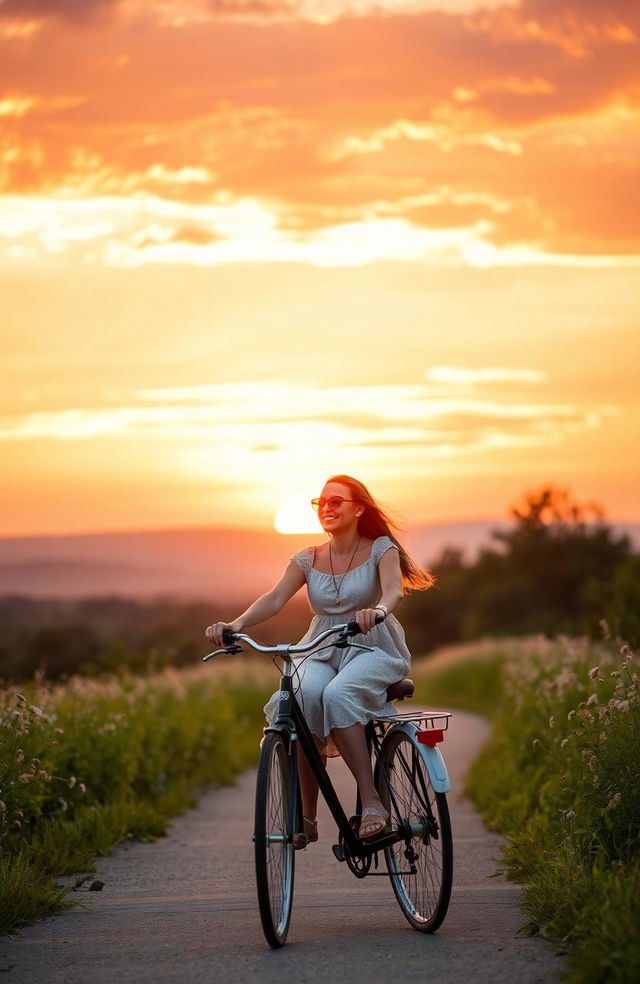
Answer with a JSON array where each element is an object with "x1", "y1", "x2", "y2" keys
[
  {"x1": 359, "y1": 805, "x2": 390, "y2": 840},
  {"x1": 293, "y1": 816, "x2": 318, "y2": 850}
]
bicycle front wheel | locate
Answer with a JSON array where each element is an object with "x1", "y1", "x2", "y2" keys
[
  {"x1": 254, "y1": 732, "x2": 295, "y2": 948},
  {"x1": 377, "y1": 729, "x2": 453, "y2": 932}
]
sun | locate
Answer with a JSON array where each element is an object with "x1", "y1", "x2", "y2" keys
[{"x1": 274, "y1": 494, "x2": 322, "y2": 534}]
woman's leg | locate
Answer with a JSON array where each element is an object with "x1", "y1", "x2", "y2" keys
[
  {"x1": 323, "y1": 648, "x2": 408, "y2": 837},
  {"x1": 293, "y1": 658, "x2": 335, "y2": 827},
  {"x1": 329, "y1": 723, "x2": 386, "y2": 836},
  {"x1": 297, "y1": 733, "x2": 325, "y2": 825}
]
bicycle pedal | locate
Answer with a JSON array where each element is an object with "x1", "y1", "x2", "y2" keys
[{"x1": 332, "y1": 843, "x2": 346, "y2": 863}]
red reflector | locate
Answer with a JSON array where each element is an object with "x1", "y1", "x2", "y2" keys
[{"x1": 417, "y1": 729, "x2": 444, "y2": 746}]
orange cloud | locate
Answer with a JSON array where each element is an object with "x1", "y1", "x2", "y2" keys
[{"x1": 1, "y1": 0, "x2": 639, "y2": 260}]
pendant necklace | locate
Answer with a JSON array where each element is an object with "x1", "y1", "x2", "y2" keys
[{"x1": 329, "y1": 536, "x2": 361, "y2": 606}]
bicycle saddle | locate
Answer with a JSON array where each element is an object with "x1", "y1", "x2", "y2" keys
[{"x1": 386, "y1": 678, "x2": 414, "y2": 702}]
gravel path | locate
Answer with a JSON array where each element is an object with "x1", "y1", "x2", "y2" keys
[{"x1": 1, "y1": 711, "x2": 563, "y2": 983}]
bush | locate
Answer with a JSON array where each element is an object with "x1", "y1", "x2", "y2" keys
[{"x1": 0, "y1": 665, "x2": 271, "y2": 933}]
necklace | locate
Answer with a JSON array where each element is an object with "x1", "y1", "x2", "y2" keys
[{"x1": 329, "y1": 536, "x2": 361, "y2": 606}]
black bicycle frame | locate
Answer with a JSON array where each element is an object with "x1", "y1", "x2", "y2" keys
[{"x1": 266, "y1": 669, "x2": 412, "y2": 859}]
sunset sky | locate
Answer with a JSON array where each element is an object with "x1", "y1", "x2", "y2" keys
[{"x1": 2, "y1": 0, "x2": 639, "y2": 537}]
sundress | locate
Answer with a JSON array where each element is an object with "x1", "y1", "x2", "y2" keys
[{"x1": 263, "y1": 536, "x2": 412, "y2": 751}]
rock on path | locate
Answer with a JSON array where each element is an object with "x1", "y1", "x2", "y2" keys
[{"x1": 1, "y1": 711, "x2": 563, "y2": 983}]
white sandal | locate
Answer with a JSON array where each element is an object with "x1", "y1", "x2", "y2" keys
[{"x1": 359, "y1": 805, "x2": 390, "y2": 840}]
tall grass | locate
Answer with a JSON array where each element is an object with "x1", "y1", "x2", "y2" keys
[
  {"x1": 0, "y1": 664, "x2": 272, "y2": 934},
  {"x1": 414, "y1": 635, "x2": 640, "y2": 983}
]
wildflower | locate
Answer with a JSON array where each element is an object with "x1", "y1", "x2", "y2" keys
[
  {"x1": 615, "y1": 699, "x2": 630, "y2": 712},
  {"x1": 607, "y1": 792, "x2": 621, "y2": 810},
  {"x1": 560, "y1": 739, "x2": 569, "y2": 748},
  {"x1": 568, "y1": 709, "x2": 576, "y2": 721},
  {"x1": 0, "y1": 800, "x2": 5, "y2": 813},
  {"x1": 533, "y1": 738, "x2": 541, "y2": 747},
  {"x1": 549, "y1": 716, "x2": 556, "y2": 729},
  {"x1": 58, "y1": 798, "x2": 68, "y2": 812},
  {"x1": 78, "y1": 783, "x2": 86, "y2": 794},
  {"x1": 586, "y1": 693, "x2": 598, "y2": 707},
  {"x1": 68, "y1": 776, "x2": 77, "y2": 789},
  {"x1": 16, "y1": 748, "x2": 24, "y2": 763},
  {"x1": 588, "y1": 666, "x2": 599, "y2": 680},
  {"x1": 19, "y1": 773, "x2": 32, "y2": 783},
  {"x1": 15, "y1": 693, "x2": 26, "y2": 704},
  {"x1": 29, "y1": 705, "x2": 43, "y2": 717}
]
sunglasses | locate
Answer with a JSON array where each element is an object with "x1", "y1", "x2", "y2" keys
[{"x1": 311, "y1": 496, "x2": 357, "y2": 511}]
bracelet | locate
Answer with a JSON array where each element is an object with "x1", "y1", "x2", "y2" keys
[{"x1": 374, "y1": 604, "x2": 388, "y2": 618}]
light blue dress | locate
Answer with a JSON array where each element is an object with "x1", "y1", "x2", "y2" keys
[{"x1": 264, "y1": 536, "x2": 412, "y2": 747}]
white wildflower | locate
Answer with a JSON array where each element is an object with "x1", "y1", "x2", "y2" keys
[
  {"x1": 588, "y1": 666, "x2": 599, "y2": 680},
  {"x1": 560, "y1": 739, "x2": 569, "y2": 748},
  {"x1": 568, "y1": 709, "x2": 576, "y2": 721},
  {"x1": 586, "y1": 693, "x2": 598, "y2": 707},
  {"x1": 549, "y1": 716, "x2": 556, "y2": 729},
  {"x1": 68, "y1": 776, "x2": 76, "y2": 789},
  {"x1": 78, "y1": 783, "x2": 86, "y2": 794}
]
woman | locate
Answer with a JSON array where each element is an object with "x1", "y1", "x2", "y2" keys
[{"x1": 205, "y1": 475, "x2": 433, "y2": 845}]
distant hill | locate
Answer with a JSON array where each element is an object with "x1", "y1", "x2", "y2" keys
[{"x1": 0, "y1": 521, "x2": 638, "y2": 602}]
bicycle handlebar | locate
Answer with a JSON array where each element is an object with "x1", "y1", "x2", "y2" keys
[{"x1": 203, "y1": 615, "x2": 384, "y2": 662}]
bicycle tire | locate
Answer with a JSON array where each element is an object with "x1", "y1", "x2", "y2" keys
[
  {"x1": 254, "y1": 732, "x2": 296, "y2": 948},
  {"x1": 377, "y1": 729, "x2": 453, "y2": 932}
]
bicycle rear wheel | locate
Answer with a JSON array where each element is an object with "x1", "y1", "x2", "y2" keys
[
  {"x1": 254, "y1": 732, "x2": 295, "y2": 948},
  {"x1": 377, "y1": 729, "x2": 452, "y2": 932}
]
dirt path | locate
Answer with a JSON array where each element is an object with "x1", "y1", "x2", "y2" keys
[{"x1": 1, "y1": 711, "x2": 563, "y2": 983}]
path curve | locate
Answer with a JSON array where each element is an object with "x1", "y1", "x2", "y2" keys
[{"x1": 1, "y1": 711, "x2": 563, "y2": 983}]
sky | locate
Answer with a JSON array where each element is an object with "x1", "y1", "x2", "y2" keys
[{"x1": 1, "y1": 0, "x2": 639, "y2": 537}]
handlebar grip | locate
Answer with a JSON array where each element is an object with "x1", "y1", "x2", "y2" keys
[
  {"x1": 346, "y1": 614, "x2": 385, "y2": 635},
  {"x1": 222, "y1": 627, "x2": 237, "y2": 646}
]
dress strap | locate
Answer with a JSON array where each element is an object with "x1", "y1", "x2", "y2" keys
[
  {"x1": 291, "y1": 546, "x2": 314, "y2": 577},
  {"x1": 372, "y1": 535, "x2": 397, "y2": 564}
]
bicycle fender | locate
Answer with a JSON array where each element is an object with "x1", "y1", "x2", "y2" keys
[{"x1": 394, "y1": 721, "x2": 451, "y2": 793}]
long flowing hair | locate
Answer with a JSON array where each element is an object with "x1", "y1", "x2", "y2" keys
[{"x1": 325, "y1": 474, "x2": 434, "y2": 593}]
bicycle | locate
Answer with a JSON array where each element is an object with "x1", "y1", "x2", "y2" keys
[{"x1": 204, "y1": 618, "x2": 453, "y2": 948}]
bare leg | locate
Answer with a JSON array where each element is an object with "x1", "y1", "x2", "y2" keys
[
  {"x1": 298, "y1": 736, "x2": 324, "y2": 822},
  {"x1": 330, "y1": 723, "x2": 387, "y2": 836}
]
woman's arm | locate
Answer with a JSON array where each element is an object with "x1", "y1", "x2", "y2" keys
[
  {"x1": 205, "y1": 560, "x2": 306, "y2": 646},
  {"x1": 355, "y1": 546, "x2": 404, "y2": 633}
]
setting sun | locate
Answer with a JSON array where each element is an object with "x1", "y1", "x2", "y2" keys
[{"x1": 274, "y1": 495, "x2": 324, "y2": 535}]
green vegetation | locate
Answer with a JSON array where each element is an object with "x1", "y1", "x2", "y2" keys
[
  {"x1": 0, "y1": 596, "x2": 312, "y2": 682},
  {"x1": 0, "y1": 665, "x2": 271, "y2": 934},
  {"x1": 414, "y1": 636, "x2": 640, "y2": 983},
  {"x1": 403, "y1": 487, "x2": 636, "y2": 654}
]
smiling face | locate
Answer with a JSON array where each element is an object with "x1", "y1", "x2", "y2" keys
[{"x1": 317, "y1": 481, "x2": 362, "y2": 536}]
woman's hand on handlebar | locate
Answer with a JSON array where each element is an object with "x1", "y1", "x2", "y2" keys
[
  {"x1": 354, "y1": 608, "x2": 385, "y2": 634},
  {"x1": 205, "y1": 621, "x2": 240, "y2": 648}
]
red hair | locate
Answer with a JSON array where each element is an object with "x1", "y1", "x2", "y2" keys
[{"x1": 325, "y1": 475, "x2": 434, "y2": 593}]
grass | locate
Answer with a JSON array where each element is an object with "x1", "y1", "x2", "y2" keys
[
  {"x1": 413, "y1": 634, "x2": 640, "y2": 983},
  {"x1": 0, "y1": 662, "x2": 273, "y2": 934}
]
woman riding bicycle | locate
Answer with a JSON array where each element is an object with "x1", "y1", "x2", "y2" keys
[{"x1": 205, "y1": 475, "x2": 433, "y2": 845}]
